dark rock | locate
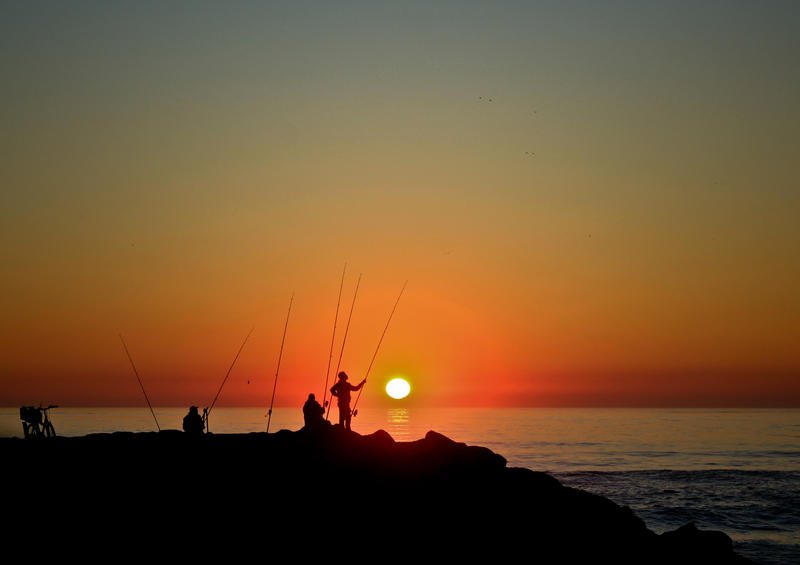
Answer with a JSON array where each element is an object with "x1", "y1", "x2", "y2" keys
[
  {"x1": 660, "y1": 522, "x2": 748, "y2": 564},
  {"x1": 0, "y1": 430, "x2": 752, "y2": 564}
]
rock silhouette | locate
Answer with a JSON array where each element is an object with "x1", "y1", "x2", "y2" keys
[{"x1": 3, "y1": 427, "x2": 751, "y2": 563}]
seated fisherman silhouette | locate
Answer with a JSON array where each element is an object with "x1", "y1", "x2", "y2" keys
[
  {"x1": 329, "y1": 371, "x2": 365, "y2": 431},
  {"x1": 183, "y1": 406, "x2": 205, "y2": 435},
  {"x1": 302, "y1": 393, "x2": 327, "y2": 431}
]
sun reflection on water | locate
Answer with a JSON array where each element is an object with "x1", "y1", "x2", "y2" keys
[{"x1": 386, "y1": 408, "x2": 410, "y2": 441}]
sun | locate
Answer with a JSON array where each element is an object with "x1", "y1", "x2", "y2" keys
[{"x1": 385, "y1": 377, "x2": 411, "y2": 400}]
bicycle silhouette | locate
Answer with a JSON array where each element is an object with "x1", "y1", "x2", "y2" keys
[{"x1": 20, "y1": 405, "x2": 58, "y2": 439}]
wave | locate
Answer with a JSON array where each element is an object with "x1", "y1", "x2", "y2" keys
[{"x1": 550, "y1": 467, "x2": 800, "y2": 565}]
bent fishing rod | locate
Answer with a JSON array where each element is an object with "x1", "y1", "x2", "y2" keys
[
  {"x1": 267, "y1": 292, "x2": 293, "y2": 433},
  {"x1": 325, "y1": 272, "x2": 361, "y2": 422},
  {"x1": 322, "y1": 263, "x2": 347, "y2": 410},
  {"x1": 351, "y1": 280, "x2": 407, "y2": 418},
  {"x1": 119, "y1": 333, "x2": 161, "y2": 431},
  {"x1": 205, "y1": 326, "x2": 255, "y2": 431}
]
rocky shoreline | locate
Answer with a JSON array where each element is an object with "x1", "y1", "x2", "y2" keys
[{"x1": 3, "y1": 427, "x2": 752, "y2": 563}]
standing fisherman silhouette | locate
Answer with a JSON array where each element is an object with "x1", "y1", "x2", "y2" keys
[
  {"x1": 302, "y1": 393, "x2": 327, "y2": 431},
  {"x1": 183, "y1": 406, "x2": 205, "y2": 436},
  {"x1": 329, "y1": 372, "x2": 365, "y2": 431}
]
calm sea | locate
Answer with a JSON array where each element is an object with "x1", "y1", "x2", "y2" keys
[{"x1": 2, "y1": 407, "x2": 798, "y2": 564}]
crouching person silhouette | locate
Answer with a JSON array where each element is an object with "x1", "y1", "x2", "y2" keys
[
  {"x1": 183, "y1": 406, "x2": 205, "y2": 436},
  {"x1": 302, "y1": 393, "x2": 327, "y2": 431}
]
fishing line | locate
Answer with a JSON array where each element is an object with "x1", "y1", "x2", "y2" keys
[
  {"x1": 326, "y1": 273, "x2": 361, "y2": 422},
  {"x1": 351, "y1": 280, "x2": 407, "y2": 418},
  {"x1": 267, "y1": 292, "x2": 294, "y2": 433},
  {"x1": 119, "y1": 333, "x2": 161, "y2": 431},
  {"x1": 207, "y1": 326, "x2": 255, "y2": 426},
  {"x1": 322, "y1": 263, "x2": 347, "y2": 408}
]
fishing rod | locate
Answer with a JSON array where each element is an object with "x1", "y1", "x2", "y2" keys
[
  {"x1": 351, "y1": 280, "x2": 407, "y2": 418},
  {"x1": 322, "y1": 263, "x2": 347, "y2": 409},
  {"x1": 118, "y1": 333, "x2": 161, "y2": 431},
  {"x1": 267, "y1": 292, "x2": 294, "y2": 433},
  {"x1": 206, "y1": 326, "x2": 255, "y2": 431},
  {"x1": 325, "y1": 272, "x2": 362, "y2": 422}
]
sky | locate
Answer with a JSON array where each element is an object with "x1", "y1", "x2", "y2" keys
[{"x1": 1, "y1": 1, "x2": 799, "y2": 408}]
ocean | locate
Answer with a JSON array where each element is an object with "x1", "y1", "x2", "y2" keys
[{"x1": 2, "y1": 407, "x2": 798, "y2": 564}]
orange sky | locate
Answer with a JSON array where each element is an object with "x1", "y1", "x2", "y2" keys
[{"x1": 1, "y1": 2, "x2": 798, "y2": 408}]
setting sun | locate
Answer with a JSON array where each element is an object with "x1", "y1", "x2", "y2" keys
[{"x1": 386, "y1": 378, "x2": 411, "y2": 400}]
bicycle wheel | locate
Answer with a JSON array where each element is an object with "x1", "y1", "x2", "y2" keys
[{"x1": 44, "y1": 421, "x2": 56, "y2": 438}]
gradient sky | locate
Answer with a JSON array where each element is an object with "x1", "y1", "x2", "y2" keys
[{"x1": 2, "y1": 1, "x2": 798, "y2": 408}]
